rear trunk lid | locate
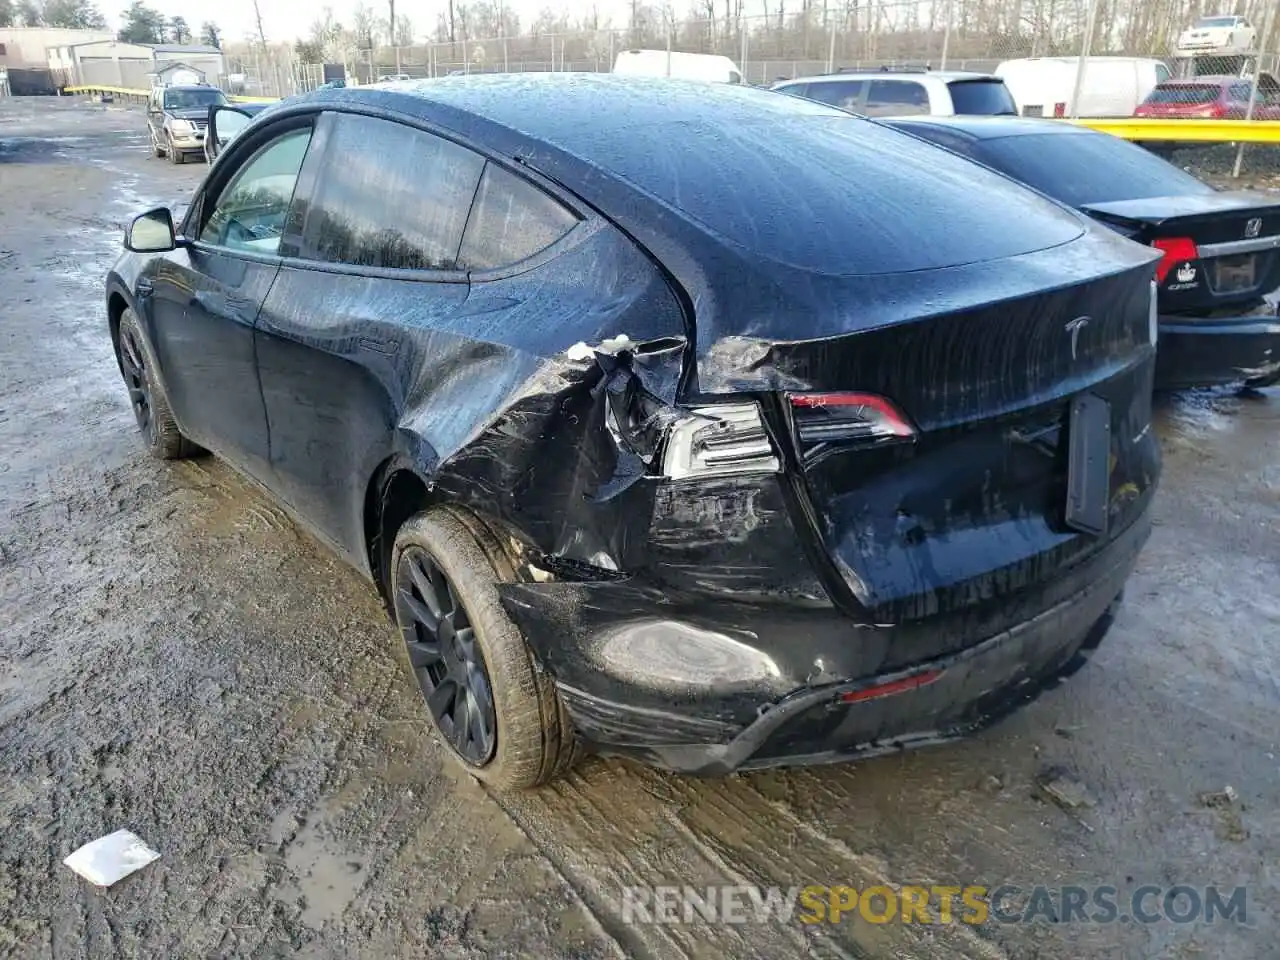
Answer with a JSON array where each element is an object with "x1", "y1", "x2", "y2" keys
[
  {"x1": 1082, "y1": 192, "x2": 1280, "y2": 313},
  {"x1": 682, "y1": 226, "x2": 1160, "y2": 624}
]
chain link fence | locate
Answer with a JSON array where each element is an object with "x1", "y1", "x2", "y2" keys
[{"x1": 226, "y1": 0, "x2": 1279, "y2": 179}]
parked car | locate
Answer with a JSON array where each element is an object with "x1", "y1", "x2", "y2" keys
[
  {"x1": 204, "y1": 102, "x2": 276, "y2": 163},
  {"x1": 378, "y1": 73, "x2": 412, "y2": 82},
  {"x1": 612, "y1": 49, "x2": 743, "y2": 84},
  {"x1": 885, "y1": 116, "x2": 1280, "y2": 389},
  {"x1": 1134, "y1": 74, "x2": 1280, "y2": 120},
  {"x1": 146, "y1": 84, "x2": 229, "y2": 164},
  {"x1": 995, "y1": 56, "x2": 1172, "y2": 118},
  {"x1": 772, "y1": 68, "x2": 1017, "y2": 117},
  {"x1": 106, "y1": 75, "x2": 1160, "y2": 789},
  {"x1": 1174, "y1": 15, "x2": 1256, "y2": 58}
]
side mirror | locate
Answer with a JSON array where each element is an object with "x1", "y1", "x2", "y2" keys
[{"x1": 124, "y1": 208, "x2": 178, "y2": 253}]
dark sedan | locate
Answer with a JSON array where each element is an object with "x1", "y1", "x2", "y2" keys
[
  {"x1": 886, "y1": 116, "x2": 1280, "y2": 390},
  {"x1": 105, "y1": 76, "x2": 1160, "y2": 789}
]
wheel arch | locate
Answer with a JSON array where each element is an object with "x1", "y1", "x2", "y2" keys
[{"x1": 362, "y1": 453, "x2": 529, "y2": 612}]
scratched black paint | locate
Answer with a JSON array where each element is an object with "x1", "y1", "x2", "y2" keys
[{"x1": 106, "y1": 76, "x2": 1162, "y2": 774}]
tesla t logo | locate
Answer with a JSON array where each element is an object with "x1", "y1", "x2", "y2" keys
[
  {"x1": 1245, "y1": 217, "x2": 1263, "y2": 239},
  {"x1": 1065, "y1": 316, "x2": 1090, "y2": 360}
]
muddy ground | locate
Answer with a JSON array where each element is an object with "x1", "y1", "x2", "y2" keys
[{"x1": 0, "y1": 97, "x2": 1277, "y2": 959}]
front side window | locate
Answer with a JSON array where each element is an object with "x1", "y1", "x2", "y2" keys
[
  {"x1": 459, "y1": 163, "x2": 579, "y2": 271},
  {"x1": 164, "y1": 87, "x2": 228, "y2": 110},
  {"x1": 200, "y1": 127, "x2": 313, "y2": 254},
  {"x1": 295, "y1": 113, "x2": 485, "y2": 271},
  {"x1": 803, "y1": 80, "x2": 866, "y2": 112},
  {"x1": 863, "y1": 79, "x2": 930, "y2": 116}
]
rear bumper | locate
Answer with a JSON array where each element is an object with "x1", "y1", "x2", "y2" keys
[
  {"x1": 1156, "y1": 304, "x2": 1280, "y2": 388},
  {"x1": 499, "y1": 508, "x2": 1151, "y2": 775}
]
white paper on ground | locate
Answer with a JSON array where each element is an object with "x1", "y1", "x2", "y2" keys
[{"x1": 63, "y1": 829, "x2": 160, "y2": 887}]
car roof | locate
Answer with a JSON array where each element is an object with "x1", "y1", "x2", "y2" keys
[
  {"x1": 1155, "y1": 75, "x2": 1238, "y2": 85},
  {"x1": 793, "y1": 70, "x2": 996, "y2": 84},
  {"x1": 884, "y1": 115, "x2": 1097, "y2": 140}
]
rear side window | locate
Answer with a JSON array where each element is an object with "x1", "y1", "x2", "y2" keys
[
  {"x1": 459, "y1": 163, "x2": 579, "y2": 271},
  {"x1": 863, "y1": 79, "x2": 929, "y2": 116},
  {"x1": 1144, "y1": 84, "x2": 1220, "y2": 105},
  {"x1": 947, "y1": 79, "x2": 1017, "y2": 115},
  {"x1": 1154, "y1": 63, "x2": 1172, "y2": 83},
  {"x1": 295, "y1": 113, "x2": 484, "y2": 271},
  {"x1": 803, "y1": 80, "x2": 866, "y2": 111}
]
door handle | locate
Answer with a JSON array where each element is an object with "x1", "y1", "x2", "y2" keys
[{"x1": 136, "y1": 278, "x2": 154, "y2": 297}]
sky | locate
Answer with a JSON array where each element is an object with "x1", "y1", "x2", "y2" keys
[{"x1": 100, "y1": 0, "x2": 651, "y2": 45}]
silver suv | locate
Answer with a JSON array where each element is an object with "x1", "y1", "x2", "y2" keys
[{"x1": 772, "y1": 68, "x2": 1018, "y2": 118}]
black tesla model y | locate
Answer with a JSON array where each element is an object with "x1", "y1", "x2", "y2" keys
[{"x1": 106, "y1": 75, "x2": 1161, "y2": 788}]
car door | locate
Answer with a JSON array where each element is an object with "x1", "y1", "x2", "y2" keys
[
  {"x1": 252, "y1": 110, "x2": 488, "y2": 561},
  {"x1": 144, "y1": 117, "x2": 315, "y2": 482}
]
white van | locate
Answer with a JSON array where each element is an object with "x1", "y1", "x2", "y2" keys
[
  {"x1": 995, "y1": 57, "x2": 1173, "y2": 117},
  {"x1": 613, "y1": 50, "x2": 743, "y2": 84}
]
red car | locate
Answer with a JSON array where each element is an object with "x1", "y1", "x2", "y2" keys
[{"x1": 1134, "y1": 74, "x2": 1280, "y2": 120}]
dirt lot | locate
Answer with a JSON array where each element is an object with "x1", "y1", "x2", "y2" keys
[{"x1": 0, "y1": 97, "x2": 1277, "y2": 959}]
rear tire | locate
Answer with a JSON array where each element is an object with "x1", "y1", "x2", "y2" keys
[
  {"x1": 116, "y1": 308, "x2": 198, "y2": 460},
  {"x1": 391, "y1": 507, "x2": 578, "y2": 791}
]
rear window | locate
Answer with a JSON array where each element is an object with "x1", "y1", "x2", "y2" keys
[
  {"x1": 974, "y1": 131, "x2": 1216, "y2": 207},
  {"x1": 1144, "y1": 84, "x2": 1220, "y2": 105},
  {"x1": 946, "y1": 79, "x2": 1017, "y2": 115},
  {"x1": 578, "y1": 115, "x2": 1084, "y2": 276},
  {"x1": 1195, "y1": 16, "x2": 1238, "y2": 27}
]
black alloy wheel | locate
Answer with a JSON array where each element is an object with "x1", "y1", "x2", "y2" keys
[
  {"x1": 118, "y1": 324, "x2": 154, "y2": 441},
  {"x1": 394, "y1": 545, "x2": 498, "y2": 766}
]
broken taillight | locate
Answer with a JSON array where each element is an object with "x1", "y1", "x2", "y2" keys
[
  {"x1": 661, "y1": 403, "x2": 782, "y2": 480},
  {"x1": 1152, "y1": 236, "x2": 1199, "y2": 283},
  {"x1": 787, "y1": 392, "x2": 916, "y2": 448}
]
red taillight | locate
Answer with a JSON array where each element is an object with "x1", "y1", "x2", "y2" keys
[
  {"x1": 787, "y1": 392, "x2": 915, "y2": 446},
  {"x1": 1152, "y1": 236, "x2": 1199, "y2": 284},
  {"x1": 1053, "y1": 101, "x2": 1066, "y2": 118},
  {"x1": 840, "y1": 668, "x2": 944, "y2": 704}
]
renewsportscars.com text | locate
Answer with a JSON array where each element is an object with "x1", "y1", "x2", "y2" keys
[{"x1": 620, "y1": 884, "x2": 1247, "y2": 926}]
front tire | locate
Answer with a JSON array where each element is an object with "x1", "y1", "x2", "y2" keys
[
  {"x1": 391, "y1": 507, "x2": 577, "y2": 790},
  {"x1": 116, "y1": 308, "x2": 197, "y2": 460},
  {"x1": 167, "y1": 136, "x2": 184, "y2": 164}
]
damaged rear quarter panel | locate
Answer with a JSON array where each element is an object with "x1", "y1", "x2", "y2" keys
[{"x1": 254, "y1": 211, "x2": 688, "y2": 574}]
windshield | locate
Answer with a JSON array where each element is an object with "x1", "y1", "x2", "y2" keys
[
  {"x1": 947, "y1": 78, "x2": 1017, "y2": 115},
  {"x1": 1143, "y1": 83, "x2": 1220, "y2": 105},
  {"x1": 974, "y1": 131, "x2": 1215, "y2": 207},
  {"x1": 164, "y1": 88, "x2": 228, "y2": 110},
  {"x1": 1195, "y1": 16, "x2": 1238, "y2": 27}
]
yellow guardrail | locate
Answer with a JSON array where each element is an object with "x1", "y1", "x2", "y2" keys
[
  {"x1": 1065, "y1": 117, "x2": 1280, "y2": 143},
  {"x1": 63, "y1": 84, "x2": 277, "y2": 104}
]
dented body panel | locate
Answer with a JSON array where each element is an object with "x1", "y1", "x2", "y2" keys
[{"x1": 106, "y1": 75, "x2": 1161, "y2": 774}]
